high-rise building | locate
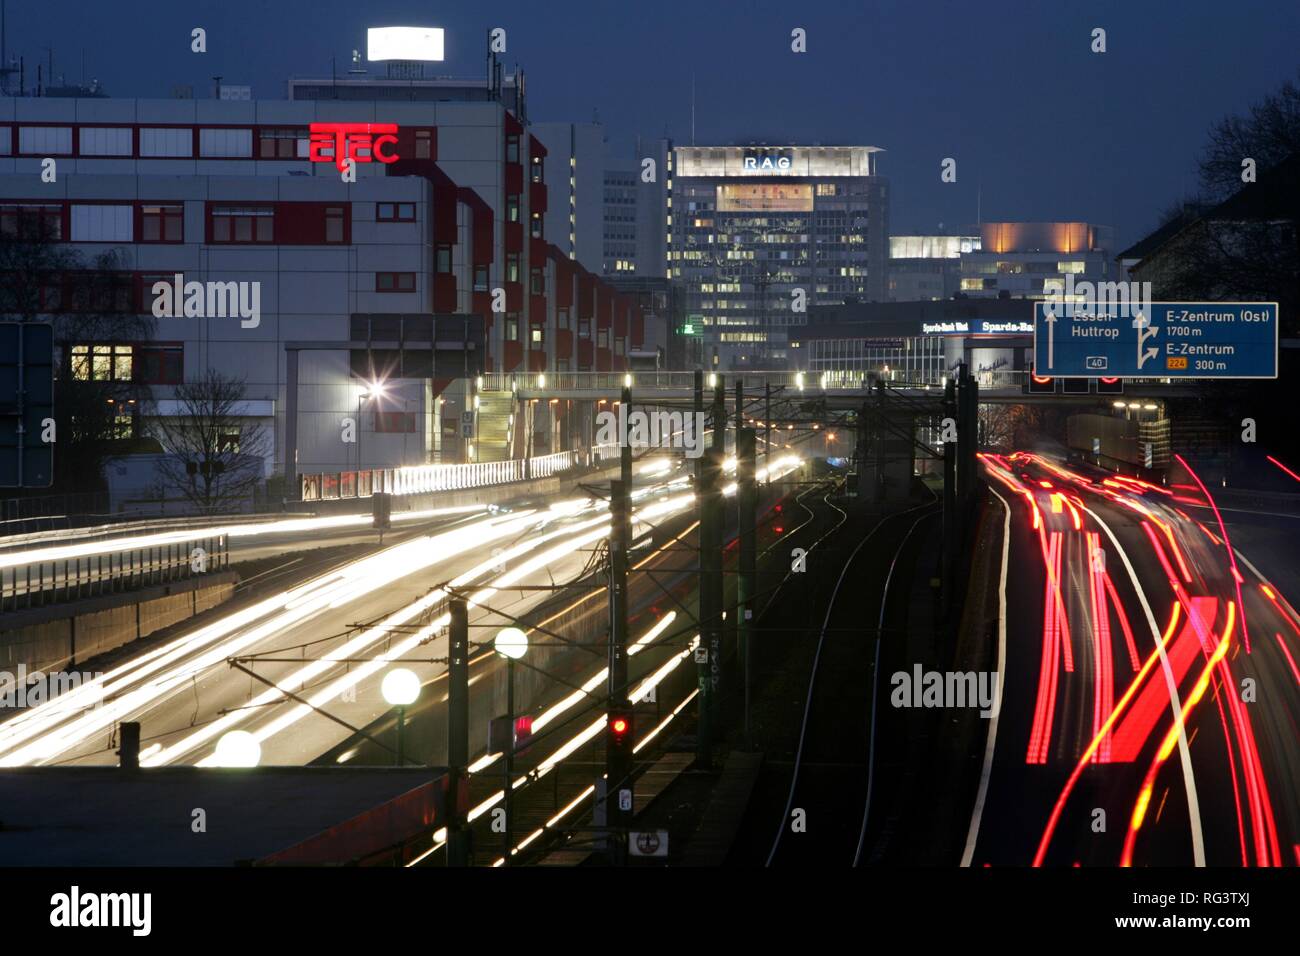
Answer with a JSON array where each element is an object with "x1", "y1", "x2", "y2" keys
[
  {"x1": 600, "y1": 136, "x2": 672, "y2": 277},
  {"x1": 669, "y1": 145, "x2": 889, "y2": 370},
  {"x1": 603, "y1": 166, "x2": 639, "y2": 275},
  {"x1": 529, "y1": 121, "x2": 604, "y2": 273}
]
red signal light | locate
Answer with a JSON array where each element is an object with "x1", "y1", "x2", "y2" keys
[{"x1": 610, "y1": 717, "x2": 629, "y2": 735}]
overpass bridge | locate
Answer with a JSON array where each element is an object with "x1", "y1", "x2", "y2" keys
[{"x1": 480, "y1": 368, "x2": 1213, "y2": 404}]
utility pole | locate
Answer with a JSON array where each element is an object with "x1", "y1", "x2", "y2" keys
[
  {"x1": 725, "y1": 378, "x2": 742, "y2": 690},
  {"x1": 958, "y1": 364, "x2": 979, "y2": 511},
  {"x1": 941, "y1": 378, "x2": 957, "y2": 622},
  {"x1": 707, "y1": 376, "x2": 726, "y2": 727},
  {"x1": 764, "y1": 380, "x2": 772, "y2": 480},
  {"x1": 736, "y1": 426, "x2": 757, "y2": 748},
  {"x1": 620, "y1": 385, "x2": 633, "y2": 491},
  {"x1": 693, "y1": 370, "x2": 712, "y2": 769},
  {"x1": 874, "y1": 378, "x2": 886, "y2": 504},
  {"x1": 446, "y1": 598, "x2": 470, "y2": 867},
  {"x1": 604, "y1": 385, "x2": 634, "y2": 864}
]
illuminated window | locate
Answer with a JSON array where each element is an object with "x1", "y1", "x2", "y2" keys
[
  {"x1": 111, "y1": 412, "x2": 134, "y2": 440},
  {"x1": 71, "y1": 344, "x2": 133, "y2": 382}
]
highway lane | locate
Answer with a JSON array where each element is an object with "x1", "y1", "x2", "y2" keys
[
  {"x1": 964, "y1": 451, "x2": 1299, "y2": 867},
  {"x1": 0, "y1": 455, "x2": 803, "y2": 775},
  {"x1": 0, "y1": 505, "x2": 492, "y2": 603}
]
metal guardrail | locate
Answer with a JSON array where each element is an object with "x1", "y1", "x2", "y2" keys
[
  {"x1": 0, "y1": 533, "x2": 229, "y2": 613},
  {"x1": 298, "y1": 449, "x2": 588, "y2": 502},
  {"x1": 485, "y1": 368, "x2": 1229, "y2": 394},
  {"x1": 1207, "y1": 487, "x2": 1300, "y2": 516},
  {"x1": 483, "y1": 368, "x2": 1019, "y2": 394}
]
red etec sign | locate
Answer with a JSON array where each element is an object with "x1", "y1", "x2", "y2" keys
[{"x1": 308, "y1": 123, "x2": 399, "y2": 172}]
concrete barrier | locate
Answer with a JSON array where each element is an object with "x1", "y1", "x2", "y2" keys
[{"x1": 0, "y1": 573, "x2": 237, "y2": 674}]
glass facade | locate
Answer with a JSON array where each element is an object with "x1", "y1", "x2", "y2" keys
[
  {"x1": 670, "y1": 146, "x2": 888, "y2": 370},
  {"x1": 803, "y1": 335, "x2": 946, "y2": 385}
]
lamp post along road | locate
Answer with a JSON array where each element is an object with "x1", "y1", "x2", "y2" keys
[
  {"x1": 381, "y1": 667, "x2": 420, "y2": 766},
  {"x1": 494, "y1": 627, "x2": 528, "y2": 865},
  {"x1": 447, "y1": 599, "x2": 470, "y2": 867}
]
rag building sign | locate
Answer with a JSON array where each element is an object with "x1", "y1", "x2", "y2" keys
[
  {"x1": 741, "y1": 148, "x2": 794, "y2": 173},
  {"x1": 309, "y1": 123, "x2": 400, "y2": 172}
]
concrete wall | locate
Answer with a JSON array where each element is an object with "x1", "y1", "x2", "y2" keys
[{"x1": 0, "y1": 574, "x2": 236, "y2": 675}]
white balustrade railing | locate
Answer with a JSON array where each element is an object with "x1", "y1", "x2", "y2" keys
[{"x1": 299, "y1": 449, "x2": 586, "y2": 502}]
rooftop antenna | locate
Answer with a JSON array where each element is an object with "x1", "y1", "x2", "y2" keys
[
  {"x1": 690, "y1": 72, "x2": 696, "y2": 146},
  {"x1": 0, "y1": 0, "x2": 13, "y2": 96}
]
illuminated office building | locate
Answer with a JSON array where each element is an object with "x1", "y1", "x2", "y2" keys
[{"x1": 669, "y1": 145, "x2": 889, "y2": 369}]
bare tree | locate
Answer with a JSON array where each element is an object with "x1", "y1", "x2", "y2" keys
[
  {"x1": 1199, "y1": 71, "x2": 1300, "y2": 201},
  {"x1": 150, "y1": 370, "x2": 269, "y2": 514},
  {"x1": 979, "y1": 403, "x2": 1067, "y2": 453}
]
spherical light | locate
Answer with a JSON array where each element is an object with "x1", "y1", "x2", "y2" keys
[
  {"x1": 494, "y1": 627, "x2": 529, "y2": 660},
  {"x1": 381, "y1": 668, "x2": 421, "y2": 706},
  {"x1": 214, "y1": 730, "x2": 261, "y2": 768}
]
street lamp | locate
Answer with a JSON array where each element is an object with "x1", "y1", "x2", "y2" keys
[
  {"x1": 494, "y1": 626, "x2": 528, "y2": 862},
  {"x1": 356, "y1": 380, "x2": 386, "y2": 473},
  {"x1": 381, "y1": 667, "x2": 420, "y2": 766},
  {"x1": 214, "y1": 730, "x2": 261, "y2": 767}
]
